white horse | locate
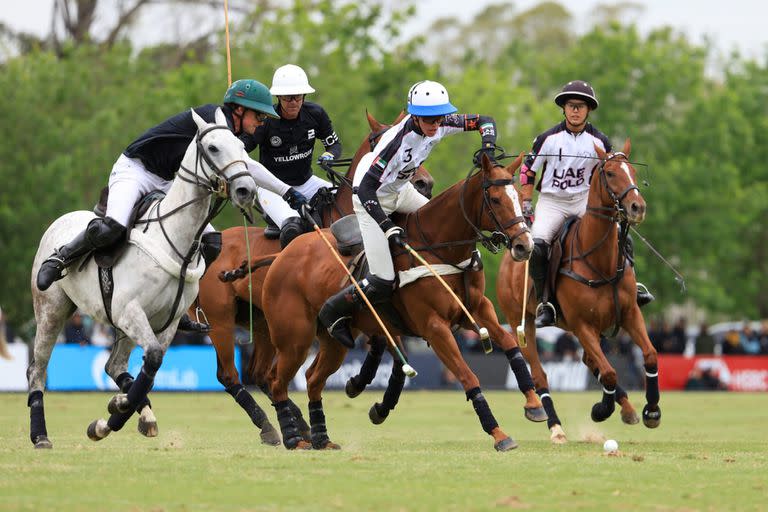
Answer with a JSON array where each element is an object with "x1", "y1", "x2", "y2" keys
[{"x1": 28, "y1": 108, "x2": 257, "y2": 449}]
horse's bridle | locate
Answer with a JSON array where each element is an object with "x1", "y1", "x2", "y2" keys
[
  {"x1": 587, "y1": 152, "x2": 640, "y2": 222},
  {"x1": 178, "y1": 124, "x2": 250, "y2": 197},
  {"x1": 459, "y1": 166, "x2": 530, "y2": 253}
]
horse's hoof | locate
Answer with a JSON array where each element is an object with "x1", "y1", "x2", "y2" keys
[
  {"x1": 345, "y1": 378, "x2": 363, "y2": 399},
  {"x1": 259, "y1": 423, "x2": 282, "y2": 446},
  {"x1": 369, "y1": 403, "x2": 389, "y2": 425},
  {"x1": 314, "y1": 440, "x2": 342, "y2": 450},
  {"x1": 137, "y1": 417, "x2": 158, "y2": 437},
  {"x1": 550, "y1": 424, "x2": 567, "y2": 444},
  {"x1": 107, "y1": 393, "x2": 130, "y2": 414},
  {"x1": 621, "y1": 408, "x2": 640, "y2": 425},
  {"x1": 524, "y1": 406, "x2": 548, "y2": 423},
  {"x1": 299, "y1": 428, "x2": 312, "y2": 442},
  {"x1": 591, "y1": 402, "x2": 615, "y2": 422},
  {"x1": 283, "y1": 436, "x2": 312, "y2": 450},
  {"x1": 642, "y1": 404, "x2": 661, "y2": 428},
  {"x1": 87, "y1": 419, "x2": 111, "y2": 441},
  {"x1": 33, "y1": 435, "x2": 53, "y2": 449},
  {"x1": 494, "y1": 437, "x2": 518, "y2": 452}
]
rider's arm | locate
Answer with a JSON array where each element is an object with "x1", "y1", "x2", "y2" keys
[
  {"x1": 317, "y1": 108, "x2": 342, "y2": 159},
  {"x1": 442, "y1": 114, "x2": 498, "y2": 148},
  {"x1": 356, "y1": 134, "x2": 404, "y2": 230},
  {"x1": 244, "y1": 155, "x2": 291, "y2": 197},
  {"x1": 520, "y1": 134, "x2": 548, "y2": 202}
]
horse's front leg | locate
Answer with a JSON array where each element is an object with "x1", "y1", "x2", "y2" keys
[
  {"x1": 473, "y1": 296, "x2": 546, "y2": 423},
  {"x1": 424, "y1": 316, "x2": 516, "y2": 452},
  {"x1": 583, "y1": 343, "x2": 640, "y2": 425},
  {"x1": 345, "y1": 335, "x2": 386, "y2": 398},
  {"x1": 87, "y1": 301, "x2": 170, "y2": 441},
  {"x1": 621, "y1": 307, "x2": 661, "y2": 428},
  {"x1": 571, "y1": 323, "x2": 618, "y2": 423},
  {"x1": 368, "y1": 343, "x2": 407, "y2": 426},
  {"x1": 104, "y1": 332, "x2": 158, "y2": 437}
]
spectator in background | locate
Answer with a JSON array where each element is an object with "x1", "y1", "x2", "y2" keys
[
  {"x1": 721, "y1": 329, "x2": 745, "y2": 355},
  {"x1": 668, "y1": 317, "x2": 688, "y2": 354},
  {"x1": 455, "y1": 328, "x2": 482, "y2": 353},
  {"x1": 740, "y1": 324, "x2": 761, "y2": 355},
  {"x1": 554, "y1": 331, "x2": 579, "y2": 361},
  {"x1": 90, "y1": 322, "x2": 115, "y2": 348},
  {"x1": 685, "y1": 367, "x2": 727, "y2": 391},
  {"x1": 694, "y1": 322, "x2": 716, "y2": 355},
  {"x1": 759, "y1": 320, "x2": 768, "y2": 355},
  {"x1": 64, "y1": 311, "x2": 90, "y2": 345}
]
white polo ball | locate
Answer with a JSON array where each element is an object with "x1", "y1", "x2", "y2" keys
[{"x1": 603, "y1": 439, "x2": 619, "y2": 452}]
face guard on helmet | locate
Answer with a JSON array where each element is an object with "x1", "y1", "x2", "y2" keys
[
  {"x1": 554, "y1": 80, "x2": 599, "y2": 110},
  {"x1": 407, "y1": 80, "x2": 458, "y2": 116},
  {"x1": 270, "y1": 64, "x2": 315, "y2": 96}
]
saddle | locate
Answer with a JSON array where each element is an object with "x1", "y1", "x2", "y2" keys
[{"x1": 91, "y1": 186, "x2": 167, "y2": 268}]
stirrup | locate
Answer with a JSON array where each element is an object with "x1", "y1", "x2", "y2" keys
[
  {"x1": 36, "y1": 255, "x2": 67, "y2": 291},
  {"x1": 636, "y1": 282, "x2": 655, "y2": 307},
  {"x1": 535, "y1": 302, "x2": 556, "y2": 327}
]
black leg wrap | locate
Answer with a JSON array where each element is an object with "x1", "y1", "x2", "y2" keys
[
  {"x1": 274, "y1": 400, "x2": 303, "y2": 449},
  {"x1": 28, "y1": 390, "x2": 47, "y2": 444},
  {"x1": 537, "y1": 387, "x2": 562, "y2": 429},
  {"x1": 287, "y1": 399, "x2": 310, "y2": 437},
  {"x1": 107, "y1": 369, "x2": 154, "y2": 431},
  {"x1": 116, "y1": 372, "x2": 134, "y2": 392},
  {"x1": 591, "y1": 385, "x2": 616, "y2": 422},
  {"x1": 644, "y1": 364, "x2": 660, "y2": 405},
  {"x1": 380, "y1": 361, "x2": 406, "y2": 413},
  {"x1": 466, "y1": 387, "x2": 499, "y2": 434},
  {"x1": 228, "y1": 384, "x2": 267, "y2": 428},
  {"x1": 308, "y1": 400, "x2": 330, "y2": 449},
  {"x1": 357, "y1": 339, "x2": 385, "y2": 387},
  {"x1": 142, "y1": 347, "x2": 163, "y2": 376},
  {"x1": 505, "y1": 347, "x2": 534, "y2": 393},
  {"x1": 614, "y1": 384, "x2": 628, "y2": 404}
]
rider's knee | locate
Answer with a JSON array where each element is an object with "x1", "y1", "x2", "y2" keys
[
  {"x1": 201, "y1": 231, "x2": 222, "y2": 267},
  {"x1": 279, "y1": 217, "x2": 305, "y2": 249},
  {"x1": 363, "y1": 275, "x2": 394, "y2": 304},
  {"x1": 86, "y1": 217, "x2": 126, "y2": 248}
]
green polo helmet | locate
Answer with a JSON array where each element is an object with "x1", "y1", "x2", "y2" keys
[{"x1": 223, "y1": 79, "x2": 279, "y2": 118}]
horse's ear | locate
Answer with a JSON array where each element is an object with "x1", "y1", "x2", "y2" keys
[
  {"x1": 622, "y1": 138, "x2": 631, "y2": 157},
  {"x1": 594, "y1": 143, "x2": 607, "y2": 160},
  {"x1": 394, "y1": 110, "x2": 407, "y2": 124},
  {"x1": 191, "y1": 108, "x2": 207, "y2": 131},
  {"x1": 505, "y1": 152, "x2": 525, "y2": 174},
  {"x1": 366, "y1": 109, "x2": 381, "y2": 131},
  {"x1": 214, "y1": 107, "x2": 227, "y2": 127}
]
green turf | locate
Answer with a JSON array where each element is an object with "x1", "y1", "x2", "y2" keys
[{"x1": 0, "y1": 390, "x2": 765, "y2": 511}]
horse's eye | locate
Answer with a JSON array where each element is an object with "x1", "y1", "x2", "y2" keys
[
  {"x1": 491, "y1": 197, "x2": 502, "y2": 205},
  {"x1": 606, "y1": 170, "x2": 615, "y2": 178},
  {"x1": 208, "y1": 145, "x2": 219, "y2": 153}
]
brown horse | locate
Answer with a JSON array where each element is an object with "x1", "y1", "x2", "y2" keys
[
  {"x1": 497, "y1": 140, "x2": 661, "y2": 444},
  {"x1": 262, "y1": 153, "x2": 545, "y2": 451},
  {"x1": 193, "y1": 112, "x2": 434, "y2": 445}
]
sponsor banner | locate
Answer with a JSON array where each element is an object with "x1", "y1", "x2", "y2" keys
[
  {"x1": 46, "y1": 345, "x2": 240, "y2": 391},
  {"x1": 506, "y1": 359, "x2": 589, "y2": 391},
  {"x1": 0, "y1": 343, "x2": 29, "y2": 391},
  {"x1": 658, "y1": 355, "x2": 768, "y2": 391}
]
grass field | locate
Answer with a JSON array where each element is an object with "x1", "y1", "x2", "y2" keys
[{"x1": 0, "y1": 390, "x2": 766, "y2": 511}]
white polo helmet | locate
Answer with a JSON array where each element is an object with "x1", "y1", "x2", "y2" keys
[
  {"x1": 270, "y1": 64, "x2": 315, "y2": 96},
  {"x1": 407, "y1": 80, "x2": 457, "y2": 116}
]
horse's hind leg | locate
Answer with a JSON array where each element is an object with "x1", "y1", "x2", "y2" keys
[
  {"x1": 621, "y1": 308, "x2": 660, "y2": 428},
  {"x1": 304, "y1": 335, "x2": 347, "y2": 449},
  {"x1": 105, "y1": 333, "x2": 158, "y2": 437},
  {"x1": 346, "y1": 335, "x2": 386, "y2": 398},
  {"x1": 28, "y1": 288, "x2": 76, "y2": 449},
  {"x1": 584, "y1": 344, "x2": 639, "y2": 425},
  {"x1": 369, "y1": 353, "x2": 405, "y2": 425}
]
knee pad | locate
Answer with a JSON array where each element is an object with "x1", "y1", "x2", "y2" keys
[
  {"x1": 363, "y1": 275, "x2": 395, "y2": 304},
  {"x1": 86, "y1": 217, "x2": 126, "y2": 248},
  {"x1": 201, "y1": 231, "x2": 222, "y2": 267},
  {"x1": 279, "y1": 218, "x2": 306, "y2": 249}
]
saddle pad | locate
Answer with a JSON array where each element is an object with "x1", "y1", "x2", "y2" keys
[
  {"x1": 398, "y1": 257, "x2": 475, "y2": 287},
  {"x1": 128, "y1": 229, "x2": 205, "y2": 283}
]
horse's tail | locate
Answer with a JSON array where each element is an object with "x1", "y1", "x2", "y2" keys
[{"x1": 218, "y1": 255, "x2": 278, "y2": 282}]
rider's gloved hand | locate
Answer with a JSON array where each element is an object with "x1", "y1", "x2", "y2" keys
[
  {"x1": 317, "y1": 152, "x2": 334, "y2": 163},
  {"x1": 522, "y1": 199, "x2": 535, "y2": 226},
  {"x1": 283, "y1": 188, "x2": 309, "y2": 211},
  {"x1": 381, "y1": 219, "x2": 407, "y2": 249},
  {"x1": 474, "y1": 144, "x2": 498, "y2": 167}
]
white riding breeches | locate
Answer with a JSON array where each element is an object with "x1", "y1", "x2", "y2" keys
[
  {"x1": 353, "y1": 181, "x2": 428, "y2": 281},
  {"x1": 256, "y1": 174, "x2": 332, "y2": 228},
  {"x1": 106, "y1": 154, "x2": 215, "y2": 233},
  {"x1": 531, "y1": 191, "x2": 589, "y2": 243}
]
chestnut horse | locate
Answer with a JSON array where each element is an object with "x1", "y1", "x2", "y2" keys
[
  {"x1": 262, "y1": 154, "x2": 546, "y2": 451},
  {"x1": 497, "y1": 140, "x2": 661, "y2": 444},
  {"x1": 194, "y1": 112, "x2": 434, "y2": 445}
]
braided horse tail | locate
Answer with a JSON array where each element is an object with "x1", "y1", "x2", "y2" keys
[{"x1": 218, "y1": 255, "x2": 277, "y2": 283}]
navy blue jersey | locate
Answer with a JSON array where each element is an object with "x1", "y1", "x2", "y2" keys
[
  {"x1": 123, "y1": 104, "x2": 244, "y2": 181},
  {"x1": 244, "y1": 101, "x2": 341, "y2": 186}
]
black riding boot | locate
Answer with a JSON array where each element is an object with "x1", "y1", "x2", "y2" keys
[
  {"x1": 531, "y1": 239, "x2": 555, "y2": 327},
  {"x1": 319, "y1": 275, "x2": 394, "y2": 349},
  {"x1": 36, "y1": 217, "x2": 125, "y2": 291},
  {"x1": 178, "y1": 231, "x2": 222, "y2": 334},
  {"x1": 625, "y1": 235, "x2": 655, "y2": 307},
  {"x1": 279, "y1": 217, "x2": 306, "y2": 249},
  {"x1": 178, "y1": 313, "x2": 210, "y2": 333}
]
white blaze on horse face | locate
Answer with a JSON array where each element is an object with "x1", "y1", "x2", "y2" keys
[
  {"x1": 505, "y1": 185, "x2": 524, "y2": 217},
  {"x1": 620, "y1": 162, "x2": 640, "y2": 198}
]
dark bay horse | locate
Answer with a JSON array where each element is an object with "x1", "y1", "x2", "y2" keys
[
  {"x1": 262, "y1": 154, "x2": 545, "y2": 451},
  {"x1": 193, "y1": 112, "x2": 434, "y2": 444},
  {"x1": 497, "y1": 139, "x2": 660, "y2": 444}
]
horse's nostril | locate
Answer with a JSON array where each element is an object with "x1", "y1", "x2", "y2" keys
[{"x1": 235, "y1": 187, "x2": 251, "y2": 201}]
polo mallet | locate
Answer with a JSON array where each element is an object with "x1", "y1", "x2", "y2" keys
[
  {"x1": 516, "y1": 259, "x2": 529, "y2": 347},
  {"x1": 402, "y1": 243, "x2": 492, "y2": 354},
  {"x1": 304, "y1": 209, "x2": 417, "y2": 378}
]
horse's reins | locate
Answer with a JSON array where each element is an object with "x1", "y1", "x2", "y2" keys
[{"x1": 132, "y1": 124, "x2": 248, "y2": 333}]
